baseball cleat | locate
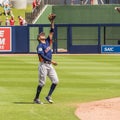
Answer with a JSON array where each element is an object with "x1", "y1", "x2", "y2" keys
[
  {"x1": 45, "y1": 96, "x2": 54, "y2": 104},
  {"x1": 33, "y1": 99, "x2": 43, "y2": 104}
]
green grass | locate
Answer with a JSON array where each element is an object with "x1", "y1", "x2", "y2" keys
[
  {"x1": 0, "y1": 54, "x2": 120, "y2": 120},
  {"x1": 0, "y1": 5, "x2": 32, "y2": 25}
]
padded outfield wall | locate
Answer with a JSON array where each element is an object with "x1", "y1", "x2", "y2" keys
[
  {"x1": 52, "y1": 5, "x2": 120, "y2": 24},
  {"x1": 30, "y1": 5, "x2": 120, "y2": 52},
  {"x1": 53, "y1": 5, "x2": 120, "y2": 49}
]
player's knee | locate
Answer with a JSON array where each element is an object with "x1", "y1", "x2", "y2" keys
[
  {"x1": 39, "y1": 84, "x2": 45, "y2": 87},
  {"x1": 39, "y1": 82, "x2": 45, "y2": 87}
]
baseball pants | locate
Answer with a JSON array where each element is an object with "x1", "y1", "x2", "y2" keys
[{"x1": 38, "y1": 62, "x2": 59, "y2": 87}]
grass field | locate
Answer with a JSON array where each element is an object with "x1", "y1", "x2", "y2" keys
[{"x1": 0, "y1": 54, "x2": 120, "y2": 120}]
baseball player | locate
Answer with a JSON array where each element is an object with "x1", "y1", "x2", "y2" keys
[{"x1": 33, "y1": 14, "x2": 59, "y2": 104}]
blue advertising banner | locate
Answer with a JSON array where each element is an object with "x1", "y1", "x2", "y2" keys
[{"x1": 101, "y1": 45, "x2": 120, "y2": 53}]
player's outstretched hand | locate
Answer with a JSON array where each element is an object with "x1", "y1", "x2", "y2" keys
[
  {"x1": 115, "y1": 7, "x2": 120, "y2": 13},
  {"x1": 48, "y1": 13, "x2": 56, "y2": 23},
  {"x1": 51, "y1": 61, "x2": 58, "y2": 66}
]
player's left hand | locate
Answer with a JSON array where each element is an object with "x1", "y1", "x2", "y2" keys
[{"x1": 48, "y1": 13, "x2": 56, "y2": 22}]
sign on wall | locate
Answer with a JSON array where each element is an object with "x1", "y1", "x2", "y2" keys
[
  {"x1": 101, "y1": 45, "x2": 120, "y2": 53},
  {"x1": 0, "y1": 27, "x2": 12, "y2": 52}
]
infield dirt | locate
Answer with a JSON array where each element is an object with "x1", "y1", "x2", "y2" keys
[{"x1": 75, "y1": 97, "x2": 120, "y2": 120}]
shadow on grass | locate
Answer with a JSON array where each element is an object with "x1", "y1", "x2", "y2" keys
[
  {"x1": 13, "y1": 102, "x2": 34, "y2": 104},
  {"x1": 13, "y1": 102, "x2": 50, "y2": 104}
]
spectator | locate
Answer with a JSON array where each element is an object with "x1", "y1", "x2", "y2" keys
[
  {"x1": 5, "y1": 17, "x2": 9, "y2": 26},
  {"x1": 23, "y1": 19, "x2": 27, "y2": 26},
  {"x1": 32, "y1": 0, "x2": 37, "y2": 12},
  {"x1": 18, "y1": 16, "x2": 27, "y2": 26},
  {"x1": 32, "y1": 0, "x2": 40, "y2": 13},
  {"x1": 3, "y1": 0, "x2": 10, "y2": 6},
  {"x1": 18, "y1": 16, "x2": 23, "y2": 26},
  {"x1": 4, "y1": 4, "x2": 12, "y2": 16},
  {"x1": 36, "y1": 0, "x2": 40, "y2": 5},
  {"x1": 9, "y1": 15, "x2": 15, "y2": 26}
]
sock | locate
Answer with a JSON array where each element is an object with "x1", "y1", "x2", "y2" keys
[
  {"x1": 34, "y1": 85, "x2": 42, "y2": 100},
  {"x1": 47, "y1": 83, "x2": 57, "y2": 97}
]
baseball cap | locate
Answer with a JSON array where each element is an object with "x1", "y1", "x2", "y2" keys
[
  {"x1": 39, "y1": 32, "x2": 45, "y2": 36},
  {"x1": 37, "y1": 32, "x2": 46, "y2": 41}
]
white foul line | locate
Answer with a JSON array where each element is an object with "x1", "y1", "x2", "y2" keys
[{"x1": 32, "y1": 5, "x2": 48, "y2": 24}]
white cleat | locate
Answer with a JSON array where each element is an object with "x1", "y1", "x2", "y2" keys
[
  {"x1": 45, "y1": 96, "x2": 54, "y2": 104},
  {"x1": 33, "y1": 99, "x2": 43, "y2": 104}
]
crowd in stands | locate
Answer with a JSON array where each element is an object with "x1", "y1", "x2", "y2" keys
[
  {"x1": 0, "y1": 0, "x2": 120, "y2": 26},
  {"x1": 4, "y1": 15, "x2": 27, "y2": 26},
  {"x1": 32, "y1": 0, "x2": 41, "y2": 13},
  {"x1": 32, "y1": 0, "x2": 40, "y2": 10},
  {"x1": 0, "y1": 0, "x2": 12, "y2": 16},
  {"x1": 0, "y1": 0, "x2": 42, "y2": 26},
  {"x1": 0, "y1": 0, "x2": 27, "y2": 26}
]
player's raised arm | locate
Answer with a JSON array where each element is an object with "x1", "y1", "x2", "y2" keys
[{"x1": 48, "y1": 13, "x2": 56, "y2": 40}]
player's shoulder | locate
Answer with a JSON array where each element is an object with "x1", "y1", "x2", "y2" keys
[
  {"x1": 37, "y1": 43, "x2": 43, "y2": 51},
  {"x1": 37, "y1": 42, "x2": 43, "y2": 47}
]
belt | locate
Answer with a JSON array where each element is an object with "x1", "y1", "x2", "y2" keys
[{"x1": 44, "y1": 61, "x2": 51, "y2": 64}]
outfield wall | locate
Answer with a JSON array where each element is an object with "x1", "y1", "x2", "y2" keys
[
  {"x1": 0, "y1": 24, "x2": 120, "y2": 54},
  {"x1": 52, "y1": 5, "x2": 120, "y2": 24},
  {"x1": 0, "y1": 26, "x2": 29, "y2": 53},
  {"x1": 30, "y1": 5, "x2": 120, "y2": 53},
  {"x1": 34, "y1": 5, "x2": 120, "y2": 24},
  {"x1": 35, "y1": 5, "x2": 52, "y2": 24}
]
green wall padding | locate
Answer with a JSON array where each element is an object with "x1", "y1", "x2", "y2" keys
[
  {"x1": 53, "y1": 5, "x2": 120, "y2": 24},
  {"x1": 35, "y1": 5, "x2": 52, "y2": 24}
]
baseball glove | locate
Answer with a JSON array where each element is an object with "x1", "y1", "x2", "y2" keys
[
  {"x1": 115, "y1": 7, "x2": 120, "y2": 13},
  {"x1": 48, "y1": 13, "x2": 56, "y2": 22}
]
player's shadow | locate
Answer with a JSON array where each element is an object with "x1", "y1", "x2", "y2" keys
[
  {"x1": 13, "y1": 102, "x2": 50, "y2": 104},
  {"x1": 13, "y1": 102, "x2": 34, "y2": 104}
]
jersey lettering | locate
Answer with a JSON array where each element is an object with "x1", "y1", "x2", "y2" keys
[{"x1": 45, "y1": 46, "x2": 51, "y2": 53}]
